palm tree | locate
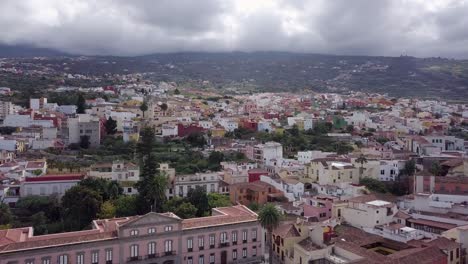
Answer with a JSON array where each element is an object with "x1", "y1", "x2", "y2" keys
[
  {"x1": 356, "y1": 154, "x2": 368, "y2": 179},
  {"x1": 258, "y1": 204, "x2": 281, "y2": 264}
]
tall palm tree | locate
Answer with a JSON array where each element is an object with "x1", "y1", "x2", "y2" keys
[
  {"x1": 356, "y1": 154, "x2": 368, "y2": 179},
  {"x1": 258, "y1": 204, "x2": 281, "y2": 264}
]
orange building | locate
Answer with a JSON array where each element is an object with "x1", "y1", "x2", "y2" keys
[{"x1": 229, "y1": 181, "x2": 283, "y2": 206}]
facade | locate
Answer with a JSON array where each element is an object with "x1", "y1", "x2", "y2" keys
[
  {"x1": 342, "y1": 195, "x2": 398, "y2": 229},
  {"x1": 79, "y1": 120, "x2": 101, "y2": 148},
  {"x1": 19, "y1": 174, "x2": 85, "y2": 197},
  {"x1": 304, "y1": 158, "x2": 359, "y2": 185},
  {"x1": 0, "y1": 205, "x2": 262, "y2": 264},
  {"x1": 229, "y1": 181, "x2": 282, "y2": 206},
  {"x1": 0, "y1": 101, "x2": 13, "y2": 120},
  {"x1": 172, "y1": 172, "x2": 220, "y2": 198}
]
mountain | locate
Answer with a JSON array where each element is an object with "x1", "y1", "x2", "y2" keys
[{"x1": 0, "y1": 44, "x2": 69, "y2": 58}]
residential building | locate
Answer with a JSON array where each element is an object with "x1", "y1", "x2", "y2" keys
[
  {"x1": 304, "y1": 158, "x2": 359, "y2": 185},
  {"x1": 230, "y1": 181, "x2": 283, "y2": 206},
  {"x1": 342, "y1": 195, "x2": 397, "y2": 229},
  {"x1": 172, "y1": 172, "x2": 220, "y2": 198},
  {"x1": 20, "y1": 174, "x2": 85, "y2": 197}
]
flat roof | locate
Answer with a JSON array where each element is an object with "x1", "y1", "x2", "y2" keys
[{"x1": 366, "y1": 200, "x2": 391, "y2": 206}]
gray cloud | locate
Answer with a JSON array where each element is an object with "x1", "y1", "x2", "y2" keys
[{"x1": 1, "y1": 0, "x2": 468, "y2": 58}]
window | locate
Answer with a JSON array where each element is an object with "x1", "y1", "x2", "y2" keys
[
  {"x1": 252, "y1": 229, "x2": 257, "y2": 242},
  {"x1": 210, "y1": 184, "x2": 215, "y2": 192},
  {"x1": 165, "y1": 225, "x2": 173, "y2": 232},
  {"x1": 130, "y1": 229, "x2": 139, "y2": 236},
  {"x1": 232, "y1": 249, "x2": 237, "y2": 260},
  {"x1": 58, "y1": 255, "x2": 68, "y2": 264},
  {"x1": 76, "y1": 253, "x2": 84, "y2": 264},
  {"x1": 198, "y1": 236, "x2": 205, "y2": 249},
  {"x1": 253, "y1": 246, "x2": 257, "y2": 256},
  {"x1": 450, "y1": 250, "x2": 453, "y2": 261},
  {"x1": 209, "y1": 234, "x2": 215, "y2": 248},
  {"x1": 198, "y1": 255, "x2": 204, "y2": 264},
  {"x1": 349, "y1": 171, "x2": 353, "y2": 178},
  {"x1": 187, "y1": 257, "x2": 193, "y2": 264},
  {"x1": 148, "y1": 227, "x2": 156, "y2": 234},
  {"x1": 41, "y1": 258, "x2": 51, "y2": 264},
  {"x1": 220, "y1": 232, "x2": 228, "y2": 243},
  {"x1": 456, "y1": 248, "x2": 460, "y2": 258},
  {"x1": 130, "y1": 244, "x2": 139, "y2": 258},
  {"x1": 91, "y1": 251, "x2": 99, "y2": 264},
  {"x1": 148, "y1": 242, "x2": 156, "y2": 256},
  {"x1": 209, "y1": 253, "x2": 215, "y2": 264},
  {"x1": 106, "y1": 249, "x2": 113, "y2": 263},
  {"x1": 242, "y1": 248, "x2": 247, "y2": 258},
  {"x1": 25, "y1": 260, "x2": 34, "y2": 264},
  {"x1": 242, "y1": 230, "x2": 248, "y2": 243},
  {"x1": 380, "y1": 170, "x2": 385, "y2": 175},
  {"x1": 232, "y1": 231, "x2": 238, "y2": 244},
  {"x1": 188, "y1": 237, "x2": 193, "y2": 252},
  {"x1": 165, "y1": 240, "x2": 173, "y2": 253}
]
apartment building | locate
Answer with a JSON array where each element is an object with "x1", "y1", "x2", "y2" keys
[
  {"x1": 0, "y1": 205, "x2": 262, "y2": 264},
  {"x1": 304, "y1": 158, "x2": 359, "y2": 185},
  {"x1": 342, "y1": 195, "x2": 398, "y2": 229},
  {"x1": 0, "y1": 100, "x2": 13, "y2": 120},
  {"x1": 172, "y1": 172, "x2": 221, "y2": 198}
]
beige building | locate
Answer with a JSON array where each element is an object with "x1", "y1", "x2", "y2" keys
[
  {"x1": 342, "y1": 195, "x2": 397, "y2": 229},
  {"x1": 304, "y1": 158, "x2": 359, "y2": 185}
]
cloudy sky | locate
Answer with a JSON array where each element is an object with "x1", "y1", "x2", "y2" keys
[{"x1": 1, "y1": 0, "x2": 468, "y2": 58}]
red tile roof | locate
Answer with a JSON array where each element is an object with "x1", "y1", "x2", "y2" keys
[{"x1": 24, "y1": 174, "x2": 84, "y2": 182}]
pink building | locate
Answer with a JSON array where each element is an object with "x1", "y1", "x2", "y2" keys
[
  {"x1": 0, "y1": 205, "x2": 262, "y2": 264},
  {"x1": 303, "y1": 195, "x2": 338, "y2": 221}
]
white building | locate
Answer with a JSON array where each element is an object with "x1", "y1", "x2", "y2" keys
[
  {"x1": 162, "y1": 124, "x2": 178, "y2": 137},
  {"x1": 297, "y1": 150, "x2": 335, "y2": 164},
  {"x1": 343, "y1": 195, "x2": 398, "y2": 229},
  {"x1": 0, "y1": 101, "x2": 13, "y2": 120},
  {"x1": 171, "y1": 172, "x2": 221, "y2": 198},
  {"x1": 252, "y1": 141, "x2": 283, "y2": 166},
  {"x1": 57, "y1": 105, "x2": 77, "y2": 115},
  {"x1": 20, "y1": 174, "x2": 84, "y2": 197},
  {"x1": 260, "y1": 175, "x2": 304, "y2": 201}
]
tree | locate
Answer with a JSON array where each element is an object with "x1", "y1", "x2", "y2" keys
[
  {"x1": 346, "y1": 125, "x2": 354, "y2": 133},
  {"x1": 258, "y1": 204, "x2": 281, "y2": 264},
  {"x1": 136, "y1": 172, "x2": 168, "y2": 214},
  {"x1": 429, "y1": 162, "x2": 442, "y2": 176},
  {"x1": 160, "y1": 103, "x2": 168, "y2": 112},
  {"x1": 80, "y1": 135, "x2": 90, "y2": 149},
  {"x1": 76, "y1": 93, "x2": 86, "y2": 114},
  {"x1": 31, "y1": 212, "x2": 48, "y2": 235},
  {"x1": 402, "y1": 159, "x2": 416, "y2": 193},
  {"x1": 207, "y1": 193, "x2": 231, "y2": 208},
  {"x1": 140, "y1": 101, "x2": 148, "y2": 118},
  {"x1": 62, "y1": 186, "x2": 103, "y2": 230},
  {"x1": 356, "y1": 154, "x2": 368, "y2": 179},
  {"x1": 174, "y1": 202, "x2": 198, "y2": 219},
  {"x1": 115, "y1": 195, "x2": 138, "y2": 217},
  {"x1": 360, "y1": 178, "x2": 388, "y2": 193},
  {"x1": 208, "y1": 151, "x2": 224, "y2": 171},
  {"x1": 186, "y1": 186, "x2": 210, "y2": 217},
  {"x1": 186, "y1": 132, "x2": 207, "y2": 148},
  {"x1": 105, "y1": 117, "x2": 117, "y2": 135},
  {"x1": 15, "y1": 195, "x2": 62, "y2": 222},
  {"x1": 0, "y1": 203, "x2": 13, "y2": 225},
  {"x1": 174, "y1": 88, "x2": 180, "y2": 95},
  {"x1": 98, "y1": 201, "x2": 116, "y2": 219},
  {"x1": 79, "y1": 178, "x2": 122, "y2": 201}
]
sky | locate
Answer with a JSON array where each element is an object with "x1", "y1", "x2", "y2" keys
[{"x1": 1, "y1": 0, "x2": 468, "y2": 58}]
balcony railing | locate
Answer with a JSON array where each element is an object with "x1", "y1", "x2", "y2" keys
[
  {"x1": 199, "y1": 246, "x2": 204, "y2": 250},
  {"x1": 146, "y1": 254, "x2": 158, "y2": 259},
  {"x1": 219, "y1": 242, "x2": 230, "y2": 248},
  {"x1": 164, "y1": 251, "x2": 176, "y2": 256},
  {"x1": 127, "y1": 256, "x2": 142, "y2": 262}
]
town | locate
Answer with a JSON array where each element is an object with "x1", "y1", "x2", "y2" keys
[{"x1": 0, "y1": 71, "x2": 467, "y2": 264}]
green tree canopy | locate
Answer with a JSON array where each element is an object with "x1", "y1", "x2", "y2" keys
[
  {"x1": 187, "y1": 186, "x2": 210, "y2": 217},
  {"x1": 79, "y1": 178, "x2": 122, "y2": 201},
  {"x1": 207, "y1": 193, "x2": 231, "y2": 208},
  {"x1": 98, "y1": 201, "x2": 116, "y2": 219},
  {"x1": 115, "y1": 195, "x2": 138, "y2": 217},
  {"x1": 0, "y1": 203, "x2": 13, "y2": 225},
  {"x1": 105, "y1": 117, "x2": 117, "y2": 135},
  {"x1": 62, "y1": 186, "x2": 103, "y2": 230},
  {"x1": 76, "y1": 93, "x2": 86, "y2": 114}
]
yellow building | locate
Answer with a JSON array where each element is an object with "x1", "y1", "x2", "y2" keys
[{"x1": 304, "y1": 158, "x2": 359, "y2": 185}]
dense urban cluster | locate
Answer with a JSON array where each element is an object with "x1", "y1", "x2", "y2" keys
[{"x1": 0, "y1": 61, "x2": 467, "y2": 264}]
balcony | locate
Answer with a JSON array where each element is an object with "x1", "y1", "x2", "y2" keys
[
  {"x1": 219, "y1": 242, "x2": 230, "y2": 248},
  {"x1": 199, "y1": 246, "x2": 204, "y2": 250},
  {"x1": 127, "y1": 256, "x2": 143, "y2": 262},
  {"x1": 164, "y1": 251, "x2": 176, "y2": 256},
  {"x1": 146, "y1": 254, "x2": 157, "y2": 259},
  {"x1": 188, "y1": 248, "x2": 193, "y2": 252}
]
